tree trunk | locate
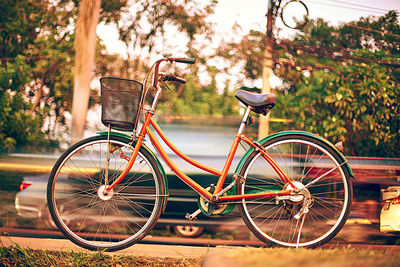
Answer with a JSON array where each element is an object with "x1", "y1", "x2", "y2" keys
[
  {"x1": 258, "y1": 3, "x2": 274, "y2": 139},
  {"x1": 71, "y1": 0, "x2": 101, "y2": 144}
]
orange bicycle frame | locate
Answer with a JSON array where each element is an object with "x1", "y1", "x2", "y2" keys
[
  {"x1": 107, "y1": 110, "x2": 293, "y2": 202},
  {"x1": 106, "y1": 57, "x2": 294, "y2": 201}
]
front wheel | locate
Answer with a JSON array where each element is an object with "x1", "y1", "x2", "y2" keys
[
  {"x1": 47, "y1": 135, "x2": 165, "y2": 251},
  {"x1": 237, "y1": 133, "x2": 352, "y2": 248}
]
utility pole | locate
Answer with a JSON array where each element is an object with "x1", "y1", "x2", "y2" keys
[{"x1": 258, "y1": 0, "x2": 276, "y2": 139}]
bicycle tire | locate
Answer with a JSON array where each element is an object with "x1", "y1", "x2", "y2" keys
[
  {"x1": 237, "y1": 133, "x2": 352, "y2": 248},
  {"x1": 47, "y1": 135, "x2": 165, "y2": 251}
]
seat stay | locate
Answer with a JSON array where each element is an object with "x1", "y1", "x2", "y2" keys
[{"x1": 240, "y1": 135, "x2": 296, "y2": 189}]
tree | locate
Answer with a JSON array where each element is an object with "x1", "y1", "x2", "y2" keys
[
  {"x1": 71, "y1": 0, "x2": 102, "y2": 144},
  {"x1": 71, "y1": 0, "x2": 218, "y2": 142},
  {"x1": 216, "y1": 11, "x2": 400, "y2": 157},
  {"x1": 0, "y1": 0, "x2": 128, "y2": 152},
  {"x1": 0, "y1": 0, "x2": 75, "y2": 152}
]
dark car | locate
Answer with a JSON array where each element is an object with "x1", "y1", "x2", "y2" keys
[{"x1": 15, "y1": 157, "x2": 244, "y2": 237}]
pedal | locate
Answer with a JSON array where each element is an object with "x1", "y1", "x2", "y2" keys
[
  {"x1": 185, "y1": 209, "x2": 202, "y2": 221},
  {"x1": 207, "y1": 203, "x2": 216, "y2": 216}
]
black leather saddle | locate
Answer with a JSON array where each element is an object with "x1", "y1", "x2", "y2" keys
[{"x1": 235, "y1": 90, "x2": 276, "y2": 115}]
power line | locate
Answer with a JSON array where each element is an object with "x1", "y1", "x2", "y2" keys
[
  {"x1": 307, "y1": 0, "x2": 388, "y2": 15},
  {"x1": 326, "y1": 0, "x2": 391, "y2": 13}
]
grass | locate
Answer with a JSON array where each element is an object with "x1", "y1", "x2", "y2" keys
[
  {"x1": 0, "y1": 244, "x2": 202, "y2": 267},
  {"x1": 1, "y1": 244, "x2": 400, "y2": 267},
  {"x1": 218, "y1": 247, "x2": 400, "y2": 267}
]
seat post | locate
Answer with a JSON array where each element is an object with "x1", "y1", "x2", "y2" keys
[{"x1": 238, "y1": 106, "x2": 252, "y2": 135}]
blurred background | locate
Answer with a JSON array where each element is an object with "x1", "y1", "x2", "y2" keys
[{"x1": 0, "y1": 0, "x2": 399, "y2": 244}]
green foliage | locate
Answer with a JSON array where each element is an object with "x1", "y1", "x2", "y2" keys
[
  {"x1": 0, "y1": 171, "x2": 23, "y2": 191},
  {"x1": 0, "y1": 54, "x2": 52, "y2": 152},
  {"x1": 0, "y1": 0, "x2": 76, "y2": 152},
  {"x1": 274, "y1": 12, "x2": 400, "y2": 157},
  {"x1": 0, "y1": 0, "x2": 131, "y2": 153},
  {"x1": 217, "y1": 11, "x2": 400, "y2": 157},
  {"x1": 157, "y1": 72, "x2": 239, "y2": 116},
  {"x1": 0, "y1": 91, "x2": 50, "y2": 153},
  {"x1": 0, "y1": 0, "x2": 47, "y2": 61},
  {"x1": 117, "y1": 0, "x2": 216, "y2": 50}
]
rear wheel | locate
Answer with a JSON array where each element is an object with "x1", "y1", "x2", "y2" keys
[
  {"x1": 237, "y1": 134, "x2": 352, "y2": 248},
  {"x1": 47, "y1": 135, "x2": 165, "y2": 251}
]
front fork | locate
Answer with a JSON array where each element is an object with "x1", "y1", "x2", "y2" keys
[{"x1": 105, "y1": 114, "x2": 151, "y2": 192}]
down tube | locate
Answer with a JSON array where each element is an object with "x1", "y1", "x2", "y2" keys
[
  {"x1": 149, "y1": 117, "x2": 222, "y2": 176},
  {"x1": 146, "y1": 127, "x2": 212, "y2": 200}
]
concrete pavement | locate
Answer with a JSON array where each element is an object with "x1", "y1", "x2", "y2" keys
[{"x1": 0, "y1": 236, "x2": 235, "y2": 259}]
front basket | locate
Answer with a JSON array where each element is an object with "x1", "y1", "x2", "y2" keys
[{"x1": 100, "y1": 77, "x2": 143, "y2": 131}]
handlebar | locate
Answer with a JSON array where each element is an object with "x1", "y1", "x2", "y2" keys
[
  {"x1": 153, "y1": 55, "x2": 195, "y2": 86},
  {"x1": 173, "y1": 57, "x2": 196, "y2": 64},
  {"x1": 143, "y1": 54, "x2": 195, "y2": 94},
  {"x1": 162, "y1": 73, "x2": 186, "y2": 84},
  {"x1": 162, "y1": 53, "x2": 196, "y2": 64}
]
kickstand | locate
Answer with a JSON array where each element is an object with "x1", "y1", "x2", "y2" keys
[{"x1": 296, "y1": 213, "x2": 306, "y2": 248}]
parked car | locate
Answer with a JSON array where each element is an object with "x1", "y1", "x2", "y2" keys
[
  {"x1": 380, "y1": 186, "x2": 400, "y2": 233},
  {"x1": 15, "y1": 176, "x2": 54, "y2": 228},
  {"x1": 15, "y1": 172, "x2": 241, "y2": 237}
]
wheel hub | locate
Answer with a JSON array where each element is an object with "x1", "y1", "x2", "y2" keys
[
  {"x1": 285, "y1": 181, "x2": 308, "y2": 203},
  {"x1": 98, "y1": 185, "x2": 114, "y2": 200}
]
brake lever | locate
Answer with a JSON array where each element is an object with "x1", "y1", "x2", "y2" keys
[{"x1": 160, "y1": 81, "x2": 173, "y2": 92}]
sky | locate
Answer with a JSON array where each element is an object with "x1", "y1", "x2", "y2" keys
[{"x1": 211, "y1": 0, "x2": 400, "y2": 36}]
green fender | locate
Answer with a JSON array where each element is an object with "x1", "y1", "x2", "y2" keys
[
  {"x1": 235, "y1": 131, "x2": 354, "y2": 177},
  {"x1": 98, "y1": 132, "x2": 169, "y2": 211}
]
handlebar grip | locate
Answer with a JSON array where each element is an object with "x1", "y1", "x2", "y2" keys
[
  {"x1": 173, "y1": 58, "x2": 196, "y2": 64},
  {"x1": 165, "y1": 74, "x2": 186, "y2": 84}
]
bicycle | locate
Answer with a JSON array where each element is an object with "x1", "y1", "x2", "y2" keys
[{"x1": 47, "y1": 54, "x2": 353, "y2": 251}]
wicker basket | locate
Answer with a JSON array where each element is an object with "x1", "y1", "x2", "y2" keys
[{"x1": 100, "y1": 77, "x2": 143, "y2": 131}]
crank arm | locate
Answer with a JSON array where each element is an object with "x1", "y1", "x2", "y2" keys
[{"x1": 185, "y1": 209, "x2": 202, "y2": 221}]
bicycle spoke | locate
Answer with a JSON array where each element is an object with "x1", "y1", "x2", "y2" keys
[
  {"x1": 48, "y1": 136, "x2": 163, "y2": 251},
  {"x1": 239, "y1": 136, "x2": 351, "y2": 248}
]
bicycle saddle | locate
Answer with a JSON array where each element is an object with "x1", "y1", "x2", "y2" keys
[{"x1": 235, "y1": 90, "x2": 276, "y2": 115}]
